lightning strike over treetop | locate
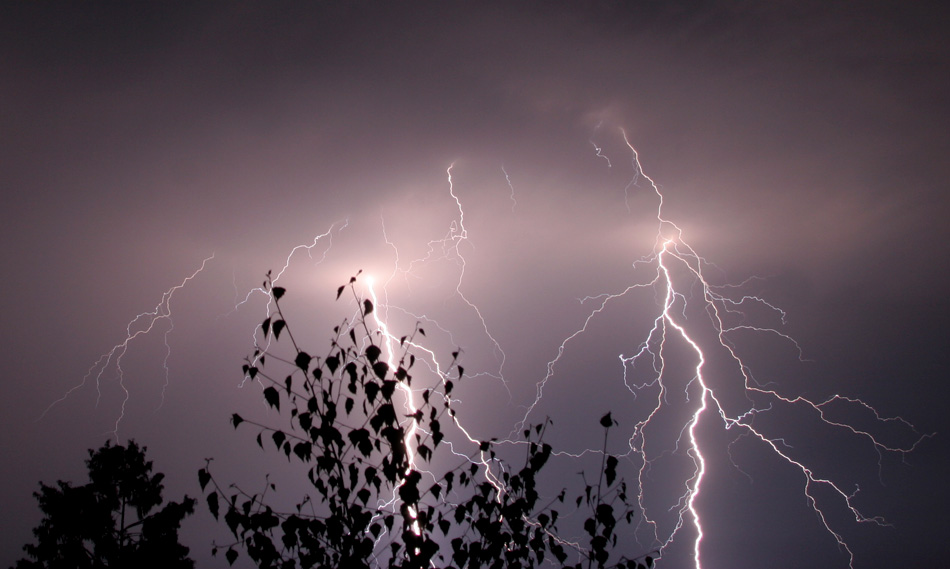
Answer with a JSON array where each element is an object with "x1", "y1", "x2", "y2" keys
[{"x1": 1, "y1": 3, "x2": 945, "y2": 569}]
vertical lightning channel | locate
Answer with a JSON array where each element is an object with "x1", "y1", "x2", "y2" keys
[
  {"x1": 385, "y1": 164, "x2": 509, "y2": 393},
  {"x1": 53, "y1": 126, "x2": 931, "y2": 568},
  {"x1": 502, "y1": 164, "x2": 518, "y2": 213},
  {"x1": 515, "y1": 126, "x2": 930, "y2": 568},
  {"x1": 364, "y1": 272, "x2": 508, "y2": 546},
  {"x1": 364, "y1": 275, "x2": 422, "y2": 537},
  {"x1": 369, "y1": 164, "x2": 515, "y2": 492},
  {"x1": 590, "y1": 120, "x2": 613, "y2": 168},
  {"x1": 655, "y1": 238, "x2": 708, "y2": 568}
]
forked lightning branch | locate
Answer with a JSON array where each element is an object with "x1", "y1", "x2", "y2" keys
[{"x1": 50, "y1": 126, "x2": 929, "y2": 569}]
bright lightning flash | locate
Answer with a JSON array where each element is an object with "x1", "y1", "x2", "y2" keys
[
  {"x1": 50, "y1": 126, "x2": 931, "y2": 569},
  {"x1": 513, "y1": 128, "x2": 931, "y2": 568}
]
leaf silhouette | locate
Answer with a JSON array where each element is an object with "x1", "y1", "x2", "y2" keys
[
  {"x1": 263, "y1": 387, "x2": 279, "y2": 411},
  {"x1": 207, "y1": 491, "x2": 219, "y2": 519}
]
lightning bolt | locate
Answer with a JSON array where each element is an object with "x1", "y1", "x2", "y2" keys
[
  {"x1": 42, "y1": 254, "x2": 214, "y2": 439},
  {"x1": 54, "y1": 125, "x2": 930, "y2": 568},
  {"x1": 380, "y1": 164, "x2": 509, "y2": 395},
  {"x1": 241, "y1": 165, "x2": 515, "y2": 536},
  {"x1": 502, "y1": 164, "x2": 518, "y2": 213},
  {"x1": 514, "y1": 127, "x2": 931, "y2": 568},
  {"x1": 364, "y1": 164, "x2": 516, "y2": 488},
  {"x1": 229, "y1": 219, "x2": 347, "y2": 316},
  {"x1": 216, "y1": 130, "x2": 931, "y2": 568},
  {"x1": 337, "y1": 273, "x2": 506, "y2": 553},
  {"x1": 236, "y1": 220, "x2": 350, "y2": 389},
  {"x1": 590, "y1": 120, "x2": 613, "y2": 169}
]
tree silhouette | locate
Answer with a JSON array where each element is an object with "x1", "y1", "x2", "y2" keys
[
  {"x1": 13, "y1": 440, "x2": 195, "y2": 569},
  {"x1": 199, "y1": 274, "x2": 656, "y2": 569}
]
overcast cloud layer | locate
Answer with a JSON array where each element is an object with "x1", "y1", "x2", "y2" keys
[{"x1": 1, "y1": 3, "x2": 947, "y2": 568}]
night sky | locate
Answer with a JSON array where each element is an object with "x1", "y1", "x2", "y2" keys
[{"x1": 1, "y1": 2, "x2": 948, "y2": 568}]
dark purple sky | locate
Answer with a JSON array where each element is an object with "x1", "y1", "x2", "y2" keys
[{"x1": 2, "y1": 2, "x2": 947, "y2": 568}]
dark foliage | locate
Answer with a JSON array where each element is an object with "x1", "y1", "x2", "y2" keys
[
  {"x1": 201, "y1": 274, "x2": 657, "y2": 568},
  {"x1": 13, "y1": 440, "x2": 195, "y2": 569}
]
